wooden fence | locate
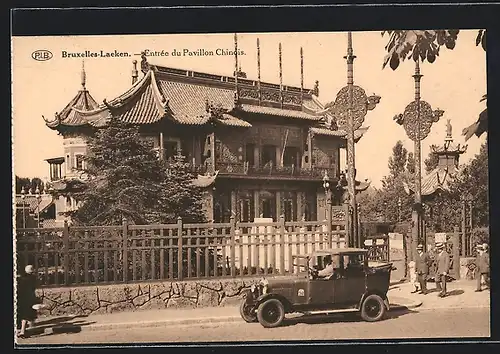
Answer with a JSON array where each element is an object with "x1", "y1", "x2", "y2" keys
[{"x1": 16, "y1": 216, "x2": 349, "y2": 288}]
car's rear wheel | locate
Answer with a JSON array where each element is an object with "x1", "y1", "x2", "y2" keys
[
  {"x1": 360, "y1": 294, "x2": 386, "y2": 322},
  {"x1": 239, "y1": 299, "x2": 257, "y2": 323},
  {"x1": 257, "y1": 298, "x2": 285, "y2": 328}
]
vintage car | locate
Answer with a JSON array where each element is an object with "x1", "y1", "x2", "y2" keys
[{"x1": 240, "y1": 248, "x2": 394, "y2": 328}]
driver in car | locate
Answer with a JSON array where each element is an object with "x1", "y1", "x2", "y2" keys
[{"x1": 317, "y1": 255, "x2": 336, "y2": 279}]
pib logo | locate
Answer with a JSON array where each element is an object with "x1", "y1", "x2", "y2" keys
[{"x1": 32, "y1": 50, "x2": 53, "y2": 61}]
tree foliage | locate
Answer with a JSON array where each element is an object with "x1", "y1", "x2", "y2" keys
[
  {"x1": 15, "y1": 176, "x2": 45, "y2": 194},
  {"x1": 68, "y1": 118, "x2": 205, "y2": 226}
]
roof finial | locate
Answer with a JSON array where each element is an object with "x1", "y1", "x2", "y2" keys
[
  {"x1": 445, "y1": 119, "x2": 453, "y2": 142},
  {"x1": 344, "y1": 31, "x2": 356, "y2": 85},
  {"x1": 279, "y1": 42, "x2": 283, "y2": 108},
  {"x1": 81, "y1": 60, "x2": 86, "y2": 90},
  {"x1": 132, "y1": 60, "x2": 139, "y2": 85},
  {"x1": 234, "y1": 33, "x2": 239, "y2": 104},
  {"x1": 257, "y1": 38, "x2": 261, "y2": 105},
  {"x1": 300, "y1": 47, "x2": 304, "y2": 104}
]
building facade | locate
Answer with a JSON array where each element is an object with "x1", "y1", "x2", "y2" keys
[{"x1": 42, "y1": 54, "x2": 370, "y2": 226}]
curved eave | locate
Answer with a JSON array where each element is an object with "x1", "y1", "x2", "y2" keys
[
  {"x1": 70, "y1": 69, "x2": 170, "y2": 125},
  {"x1": 310, "y1": 126, "x2": 369, "y2": 143}
]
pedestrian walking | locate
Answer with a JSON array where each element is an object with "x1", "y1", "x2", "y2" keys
[
  {"x1": 475, "y1": 243, "x2": 490, "y2": 292},
  {"x1": 16, "y1": 265, "x2": 39, "y2": 338},
  {"x1": 408, "y1": 261, "x2": 420, "y2": 293},
  {"x1": 435, "y1": 243, "x2": 450, "y2": 298},
  {"x1": 415, "y1": 244, "x2": 430, "y2": 295}
]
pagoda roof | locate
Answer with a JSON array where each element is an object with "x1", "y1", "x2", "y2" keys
[
  {"x1": 43, "y1": 88, "x2": 106, "y2": 129},
  {"x1": 44, "y1": 63, "x2": 326, "y2": 131},
  {"x1": 15, "y1": 194, "x2": 54, "y2": 214},
  {"x1": 403, "y1": 166, "x2": 459, "y2": 197},
  {"x1": 429, "y1": 142, "x2": 467, "y2": 154}
]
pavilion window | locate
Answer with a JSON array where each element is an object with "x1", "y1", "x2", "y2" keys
[
  {"x1": 245, "y1": 143, "x2": 255, "y2": 166},
  {"x1": 75, "y1": 154, "x2": 85, "y2": 171},
  {"x1": 261, "y1": 145, "x2": 277, "y2": 167},
  {"x1": 283, "y1": 146, "x2": 299, "y2": 167}
]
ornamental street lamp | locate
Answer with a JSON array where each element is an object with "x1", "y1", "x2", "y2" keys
[
  {"x1": 20, "y1": 186, "x2": 26, "y2": 228},
  {"x1": 394, "y1": 59, "x2": 444, "y2": 256},
  {"x1": 397, "y1": 197, "x2": 402, "y2": 222},
  {"x1": 35, "y1": 186, "x2": 41, "y2": 228},
  {"x1": 326, "y1": 32, "x2": 381, "y2": 247},
  {"x1": 323, "y1": 171, "x2": 333, "y2": 247}
]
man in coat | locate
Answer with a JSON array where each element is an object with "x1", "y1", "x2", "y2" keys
[
  {"x1": 435, "y1": 242, "x2": 450, "y2": 298},
  {"x1": 476, "y1": 243, "x2": 490, "y2": 292},
  {"x1": 415, "y1": 244, "x2": 430, "y2": 295}
]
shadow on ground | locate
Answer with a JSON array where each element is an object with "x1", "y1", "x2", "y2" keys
[
  {"x1": 19, "y1": 315, "x2": 96, "y2": 339},
  {"x1": 280, "y1": 308, "x2": 417, "y2": 327}
]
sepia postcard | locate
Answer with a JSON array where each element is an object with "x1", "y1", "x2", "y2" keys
[{"x1": 12, "y1": 29, "x2": 490, "y2": 346}]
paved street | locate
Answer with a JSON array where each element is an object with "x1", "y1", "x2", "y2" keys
[{"x1": 17, "y1": 307, "x2": 489, "y2": 345}]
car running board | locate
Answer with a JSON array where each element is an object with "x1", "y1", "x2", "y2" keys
[{"x1": 300, "y1": 308, "x2": 359, "y2": 316}]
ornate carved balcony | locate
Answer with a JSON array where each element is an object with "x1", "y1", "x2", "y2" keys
[{"x1": 216, "y1": 161, "x2": 336, "y2": 180}]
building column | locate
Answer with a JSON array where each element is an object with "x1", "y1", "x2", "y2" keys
[
  {"x1": 297, "y1": 191, "x2": 304, "y2": 220},
  {"x1": 276, "y1": 191, "x2": 282, "y2": 218},
  {"x1": 230, "y1": 190, "x2": 237, "y2": 220},
  {"x1": 317, "y1": 190, "x2": 326, "y2": 221},
  {"x1": 254, "y1": 190, "x2": 260, "y2": 218}
]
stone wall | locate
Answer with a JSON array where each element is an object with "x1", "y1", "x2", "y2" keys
[{"x1": 35, "y1": 278, "x2": 264, "y2": 317}]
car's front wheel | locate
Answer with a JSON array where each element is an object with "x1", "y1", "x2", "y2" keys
[
  {"x1": 239, "y1": 299, "x2": 257, "y2": 323},
  {"x1": 360, "y1": 294, "x2": 386, "y2": 322},
  {"x1": 257, "y1": 298, "x2": 285, "y2": 328}
]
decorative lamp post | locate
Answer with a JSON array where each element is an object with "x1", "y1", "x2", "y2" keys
[
  {"x1": 397, "y1": 197, "x2": 402, "y2": 223},
  {"x1": 383, "y1": 201, "x2": 388, "y2": 222},
  {"x1": 35, "y1": 185, "x2": 41, "y2": 228},
  {"x1": 327, "y1": 32, "x2": 380, "y2": 247},
  {"x1": 394, "y1": 59, "x2": 444, "y2": 256},
  {"x1": 20, "y1": 186, "x2": 26, "y2": 228}
]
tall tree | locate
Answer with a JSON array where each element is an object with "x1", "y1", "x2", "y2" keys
[
  {"x1": 154, "y1": 153, "x2": 206, "y2": 224},
  {"x1": 69, "y1": 118, "x2": 204, "y2": 226},
  {"x1": 15, "y1": 176, "x2": 44, "y2": 194},
  {"x1": 381, "y1": 30, "x2": 487, "y2": 141},
  {"x1": 379, "y1": 141, "x2": 414, "y2": 224},
  {"x1": 449, "y1": 142, "x2": 489, "y2": 227}
]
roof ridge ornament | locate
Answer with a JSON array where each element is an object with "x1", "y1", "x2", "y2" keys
[
  {"x1": 81, "y1": 60, "x2": 86, "y2": 90},
  {"x1": 140, "y1": 51, "x2": 149, "y2": 75}
]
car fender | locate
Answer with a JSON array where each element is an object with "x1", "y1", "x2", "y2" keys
[
  {"x1": 359, "y1": 291, "x2": 390, "y2": 312},
  {"x1": 254, "y1": 293, "x2": 291, "y2": 311}
]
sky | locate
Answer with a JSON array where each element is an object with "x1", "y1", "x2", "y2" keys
[{"x1": 11, "y1": 30, "x2": 487, "y2": 188}]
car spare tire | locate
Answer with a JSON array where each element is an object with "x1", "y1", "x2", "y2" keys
[
  {"x1": 257, "y1": 298, "x2": 285, "y2": 328},
  {"x1": 360, "y1": 294, "x2": 386, "y2": 322}
]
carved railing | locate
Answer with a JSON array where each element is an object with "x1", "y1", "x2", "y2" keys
[{"x1": 216, "y1": 161, "x2": 336, "y2": 179}]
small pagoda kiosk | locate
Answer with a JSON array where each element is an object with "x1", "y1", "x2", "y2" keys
[{"x1": 404, "y1": 119, "x2": 467, "y2": 230}]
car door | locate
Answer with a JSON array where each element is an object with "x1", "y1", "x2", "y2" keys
[
  {"x1": 307, "y1": 255, "x2": 337, "y2": 304},
  {"x1": 334, "y1": 253, "x2": 367, "y2": 305}
]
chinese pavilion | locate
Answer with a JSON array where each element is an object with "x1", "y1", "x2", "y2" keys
[{"x1": 42, "y1": 39, "x2": 371, "y2": 226}]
